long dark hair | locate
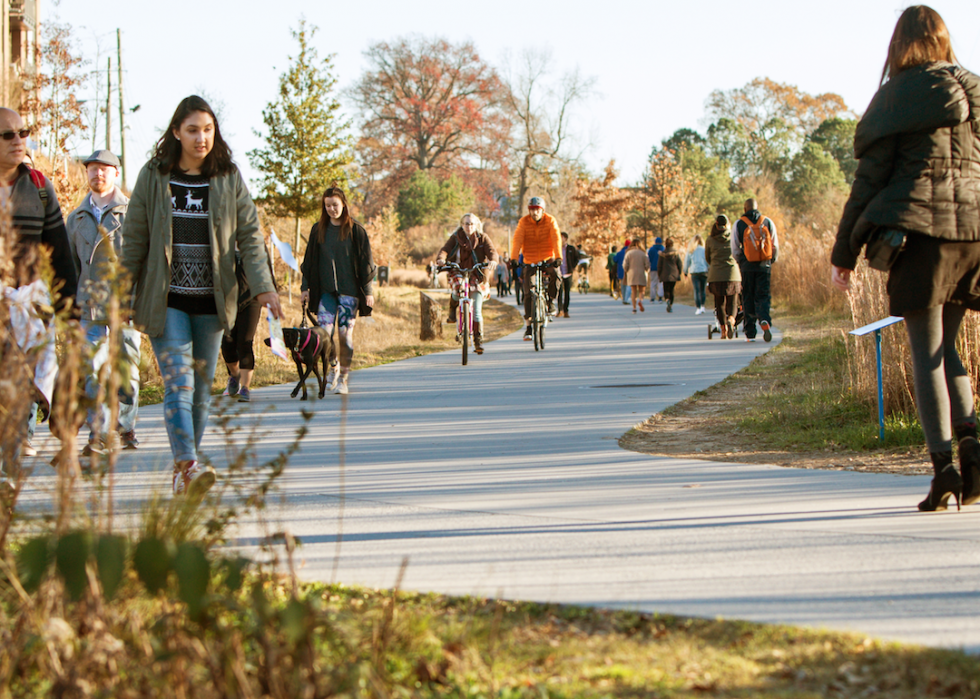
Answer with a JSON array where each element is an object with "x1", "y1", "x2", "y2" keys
[
  {"x1": 881, "y1": 5, "x2": 957, "y2": 85},
  {"x1": 153, "y1": 95, "x2": 234, "y2": 176},
  {"x1": 316, "y1": 186, "x2": 353, "y2": 243}
]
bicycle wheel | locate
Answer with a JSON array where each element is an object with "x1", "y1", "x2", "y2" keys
[
  {"x1": 461, "y1": 302, "x2": 470, "y2": 365},
  {"x1": 534, "y1": 292, "x2": 545, "y2": 351},
  {"x1": 539, "y1": 305, "x2": 547, "y2": 350}
]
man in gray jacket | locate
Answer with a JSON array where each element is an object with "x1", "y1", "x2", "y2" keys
[{"x1": 66, "y1": 150, "x2": 141, "y2": 454}]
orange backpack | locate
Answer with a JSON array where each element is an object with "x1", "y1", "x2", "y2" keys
[{"x1": 740, "y1": 215, "x2": 773, "y2": 262}]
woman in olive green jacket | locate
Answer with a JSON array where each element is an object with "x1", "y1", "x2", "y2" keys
[
  {"x1": 705, "y1": 215, "x2": 741, "y2": 338},
  {"x1": 120, "y1": 95, "x2": 282, "y2": 498}
]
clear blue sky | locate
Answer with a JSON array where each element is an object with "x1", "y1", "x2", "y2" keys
[{"x1": 52, "y1": 0, "x2": 980, "y2": 191}]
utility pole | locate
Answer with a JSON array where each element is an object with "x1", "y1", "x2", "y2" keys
[
  {"x1": 117, "y1": 29, "x2": 127, "y2": 187},
  {"x1": 1, "y1": 0, "x2": 9, "y2": 108},
  {"x1": 105, "y1": 56, "x2": 111, "y2": 151}
]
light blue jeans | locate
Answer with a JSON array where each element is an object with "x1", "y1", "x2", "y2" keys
[
  {"x1": 450, "y1": 280, "x2": 486, "y2": 322},
  {"x1": 149, "y1": 309, "x2": 223, "y2": 463},
  {"x1": 83, "y1": 321, "x2": 141, "y2": 442}
]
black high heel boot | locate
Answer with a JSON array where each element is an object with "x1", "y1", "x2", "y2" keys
[
  {"x1": 918, "y1": 451, "x2": 963, "y2": 512},
  {"x1": 957, "y1": 437, "x2": 980, "y2": 506}
]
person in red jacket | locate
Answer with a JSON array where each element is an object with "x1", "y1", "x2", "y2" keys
[{"x1": 510, "y1": 197, "x2": 562, "y2": 340}]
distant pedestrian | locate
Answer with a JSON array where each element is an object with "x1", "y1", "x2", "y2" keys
[
  {"x1": 606, "y1": 245, "x2": 619, "y2": 298},
  {"x1": 120, "y1": 95, "x2": 282, "y2": 497},
  {"x1": 557, "y1": 232, "x2": 579, "y2": 317},
  {"x1": 705, "y1": 216, "x2": 741, "y2": 339},
  {"x1": 623, "y1": 237, "x2": 650, "y2": 313},
  {"x1": 684, "y1": 234, "x2": 709, "y2": 315},
  {"x1": 614, "y1": 239, "x2": 630, "y2": 305},
  {"x1": 496, "y1": 253, "x2": 510, "y2": 297},
  {"x1": 657, "y1": 237, "x2": 683, "y2": 312},
  {"x1": 831, "y1": 5, "x2": 980, "y2": 512},
  {"x1": 733, "y1": 198, "x2": 778, "y2": 342},
  {"x1": 512, "y1": 254, "x2": 523, "y2": 306},
  {"x1": 648, "y1": 236, "x2": 665, "y2": 301}
]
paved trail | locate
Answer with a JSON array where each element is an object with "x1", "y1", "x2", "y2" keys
[{"x1": 27, "y1": 292, "x2": 980, "y2": 652}]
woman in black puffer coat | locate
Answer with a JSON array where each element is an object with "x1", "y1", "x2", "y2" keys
[{"x1": 831, "y1": 5, "x2": 980, "y2": 512}]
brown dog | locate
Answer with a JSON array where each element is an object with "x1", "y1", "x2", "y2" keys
[{"x1": 265, "y1": 325, "x2": 332, "y2": 400}]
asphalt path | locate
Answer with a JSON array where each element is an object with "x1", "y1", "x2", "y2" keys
[{"x1": 24, "y1": 291, "x2": 980, "y2": 652}]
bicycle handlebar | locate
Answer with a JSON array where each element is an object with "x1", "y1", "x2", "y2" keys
[
  {"x1": 524, "y1": 259, "x2": 562, "y2": 270},
  {"x1": 437, "y1": 262, "x2": 490, "y2": 274}
]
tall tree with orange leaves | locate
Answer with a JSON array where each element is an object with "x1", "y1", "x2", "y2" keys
[
  {"x1": 572, "y1": 161, "x2": 634, "y2": 257},
  {"x1": 350, "y1": 36, "x2": 511, "y2": 217}
]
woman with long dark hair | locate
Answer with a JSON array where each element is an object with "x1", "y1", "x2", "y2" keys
[
  {"x1": 831, "y1": 6, "x2": 980, "y2": 511},
  {"x1": 121, "y1": 95, "x2": 282, "y2": 497},
  {"x1": 300, "y1": 186, "x2": 376, "y2": 395}
]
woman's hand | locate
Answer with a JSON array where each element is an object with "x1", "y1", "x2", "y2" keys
[
  {"x1": 831, "y1": 265, "x2": 852, "y2": 292},
  {"x1": 256, "y1": 291, "x2": 283, "y2": 319},
  {"x1": 300, "y1": 289, "x2": 310, "y2": 307},
  {"x1": 365, "y1": 294, "x2": 375, "y2": 310}
]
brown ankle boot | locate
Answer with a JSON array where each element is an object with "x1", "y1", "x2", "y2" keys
[
  {"x1": 447, "y1": 297, "x2": 458, "y2": 324},
  {"x1": 473, "y1": 321, "x2": 484, "y2": 354}
]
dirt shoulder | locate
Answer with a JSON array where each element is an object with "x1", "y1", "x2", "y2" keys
[{"x1": 618, "y1": 323, "x2": 931, "y2": 477}]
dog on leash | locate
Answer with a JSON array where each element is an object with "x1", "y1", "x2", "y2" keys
[{"x1": 265, "y1": 321, "x2": 333, "y2": 400}]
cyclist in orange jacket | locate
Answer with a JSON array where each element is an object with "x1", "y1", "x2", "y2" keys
[{"x1": 510, "y1": 197, "x2": 562, "y2": 340}]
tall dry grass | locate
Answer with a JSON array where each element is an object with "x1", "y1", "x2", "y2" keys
[{"x1": 842, "y1": 261, "x2": 917, "y2": 417}]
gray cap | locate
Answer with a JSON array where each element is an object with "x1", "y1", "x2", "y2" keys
[
  {"x1": 83, "y1": 149, "x2": 120, "y2": 168},
  {"x1": 528, "y1": 196, "x2": 545, "y2": 209}
]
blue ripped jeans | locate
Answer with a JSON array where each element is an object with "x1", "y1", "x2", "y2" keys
[{"x1": 149, "y1": 309, "x2": 223, "y2": 463}]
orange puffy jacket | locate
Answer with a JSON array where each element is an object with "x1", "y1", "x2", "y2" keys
[{"x1": 510, "y1": 213, "x2": 562, "y2": 265}]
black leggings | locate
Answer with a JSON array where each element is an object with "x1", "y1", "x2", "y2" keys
[
  {"x1": 713, "y1": 293, "x2": 736, "y2": 327},
  {"x1": 904, "y1": 304, "x2": 975, "y2": 452},
  {"x1": 221, "y1": 298, "x2": 263, "y2": 371}
]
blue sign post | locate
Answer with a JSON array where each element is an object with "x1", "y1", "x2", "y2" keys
[{"x1": 849, "y1": 316, "x2": 905, "y2": 441}]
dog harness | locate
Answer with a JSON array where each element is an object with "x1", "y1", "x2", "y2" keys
[{"x1": 292, "y1": 330, "x2": 321, "y2": 358}]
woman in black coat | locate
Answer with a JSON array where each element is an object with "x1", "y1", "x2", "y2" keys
[
  {"x1": 300, "y1": 186, "x2": 376, "y2": 396},
  {"x1": 831, "y1": 5, "x2": 980, "y2": 512}
]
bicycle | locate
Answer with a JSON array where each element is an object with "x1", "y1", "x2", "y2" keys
[
  {"x1": 439, "y1": 262, "x2": 488, "y2": 366},
  {"x1": 526, "y1": 260, "x2": 558, "y2": 351}
]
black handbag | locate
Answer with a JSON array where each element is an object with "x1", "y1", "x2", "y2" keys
[{"x1": 864, "y1": 228, "x2": 906, "y2": 271}]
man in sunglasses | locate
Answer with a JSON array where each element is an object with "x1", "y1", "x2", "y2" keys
[
  {"x1": 66, "y1": 150, "x2": 140, "y2": 456},
  {"x1": 0, "y1": 107, "x2": 77, "y2": 462},
  {"x1": 510, "y1": 196, "x2": 562, "y2": 340}
]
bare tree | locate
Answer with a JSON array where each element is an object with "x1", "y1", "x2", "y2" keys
[{"x1": 503, "y1": 49, "x2": 595, "y2": 217}]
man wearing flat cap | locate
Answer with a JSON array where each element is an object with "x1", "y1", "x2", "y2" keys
[{"x1": 66, "y1": 150, "x2": 141, "y2": 455}]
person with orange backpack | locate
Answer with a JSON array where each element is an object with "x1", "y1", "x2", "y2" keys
[{"x1": 733, "y1": 198, "x2": 778, "y2": 342}]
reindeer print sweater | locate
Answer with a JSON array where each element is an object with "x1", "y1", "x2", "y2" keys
[{"x1": 168, "y1": 172, "x2": 217, "y2": 315}]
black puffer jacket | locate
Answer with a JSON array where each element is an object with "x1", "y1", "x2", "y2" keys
[{"x1": 831, "y1": 62, "x2": 980, "y2": 269}]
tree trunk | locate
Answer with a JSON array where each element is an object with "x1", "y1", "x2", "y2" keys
[{"x1": 419, "y1": 292, "x2": 443, "y2": 341}]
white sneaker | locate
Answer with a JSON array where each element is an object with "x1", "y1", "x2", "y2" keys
[
  {"x1": 335, "y1": 375, "x2": 349, "y2": 395},
  {"x1": 327, "y1": 363, "x2": 340, "y2": 391},
  {"x1": 172, "y1": 460, "x2": 216, "y2": 497}
]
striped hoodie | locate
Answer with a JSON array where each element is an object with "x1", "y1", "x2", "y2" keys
[{"x1": 8, "y1": 163, "x2": 77, "y2": 302}]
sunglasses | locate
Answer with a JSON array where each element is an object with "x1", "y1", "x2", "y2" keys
[{"x1": 0, "y1": 129, "x2": 29, "y2": 141}]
